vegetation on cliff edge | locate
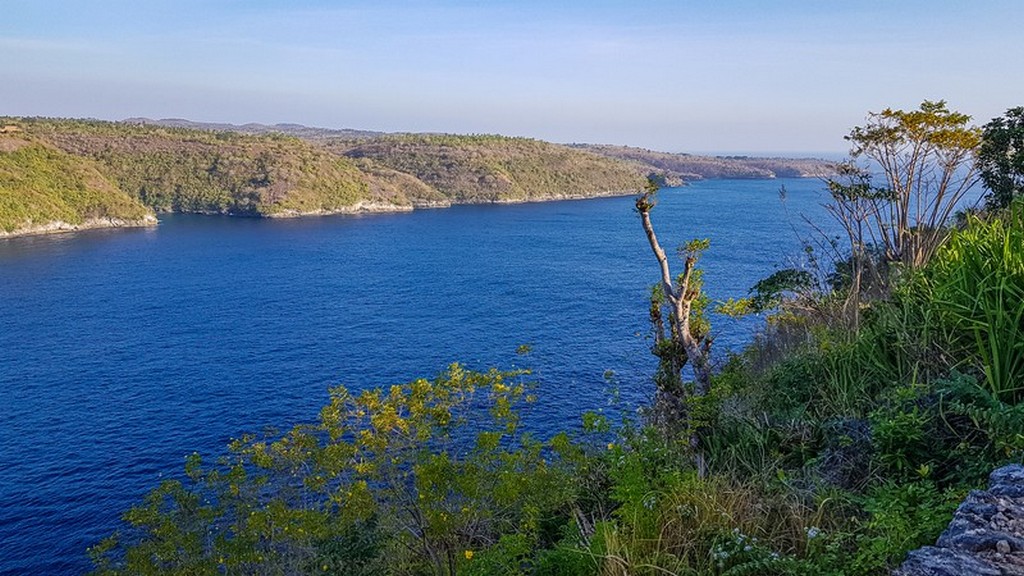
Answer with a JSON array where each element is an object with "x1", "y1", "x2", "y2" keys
[{"x1": 86, "y1": 103, "x2": 1024, "y2": 576}]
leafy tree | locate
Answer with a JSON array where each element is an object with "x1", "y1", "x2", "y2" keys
[
  {"x1": 90, "y1": 365, "x2": 580, "y2": 576},
  {"x1": 749, "y1": 268, "x2": 816, "y2": 313},
  {"x1": 833, "y1": 100, "x2": 981, "y2": 271},
  {"x1": 978, "y1": 106, "x2": 1024, "y2": 210},
  {"x1": 819, "y1": 101, "x2": 981, "y2": 330}
]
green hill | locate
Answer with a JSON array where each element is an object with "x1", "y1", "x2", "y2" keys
[
  {"x1": 0, "y1": 131, "x2": 154, "y2": 237},
  {"x1": 16, "y1": 118, "x2": 376, "y2": 217},
  {"x1": 3, "y1": 117, "x2": 831, "y2": 239},
  {"x1": 335, "y1": 133, "x2": 648, "y2": 203}
]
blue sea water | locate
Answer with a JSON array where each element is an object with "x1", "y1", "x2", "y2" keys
[{"x1": 0, "y1": 179, "x2": 835, "y2": 574}]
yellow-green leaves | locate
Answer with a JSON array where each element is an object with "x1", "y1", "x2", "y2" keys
[{"x1": 92, "y1": 364, "x2": 579, "y2": 576}]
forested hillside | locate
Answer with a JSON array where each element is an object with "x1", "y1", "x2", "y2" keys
[
  {"x1": 16, "y1": 118, "x2": 376, "y2": 217},
  {"x1": 336, "y1": 134, "x2": 647, "y2": 203},
  {"x1": 1, "y1": 117, "x2": 836, "y2": 238},
  {"x1": 134, "y1": 118, "x2": 836, "y2": 183},
  {"x1": 0, "y1": 130, "x2": 154, "y2": 237},
  {"x1": 1, "y1": 118, "x2": 663, "y2": 236}
]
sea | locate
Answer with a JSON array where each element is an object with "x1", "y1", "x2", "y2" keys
[{"x1": 0, "y1": 178, "x2": 837, "y2": 574}]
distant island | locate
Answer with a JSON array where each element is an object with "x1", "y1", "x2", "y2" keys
[{"x1": 0, "y1": 117, "x2": 835, "y2": 238}]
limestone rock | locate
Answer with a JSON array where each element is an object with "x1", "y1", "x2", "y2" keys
[{"x1": 893, "y1": 464, "x2": 1024, "y2": 576}]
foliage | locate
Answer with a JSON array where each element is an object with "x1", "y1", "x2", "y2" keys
[
  {"x1": 90, "y1": 365, "x2": 580, "y2": 576},
  {"x1": 85, "y1": 101, "x2": 1024, "y2": 576},
  {"x1": 12, "y1": 117, "x2": 373, "y2": 217},
  {"x1": 941, "y1": 373, "x2": 1024, "y2": 462},
  {"x1": 691, "y1": 178, "x2": 1024, "y2": 574},
  {"x1": 0, "y1": 135, "x2": 152, "y2": 234},
  {"x1": 832, "y1": 100, "x2": 981, "y2": 271},
  {"x1": 748, "y1": 269, "x2": 815, "y2": 313},
  {"x1": 929, "y1": 201, "x2": 1024, "y2": 402},
  {"x1": 341, "y1": 134, "x2": 647, "y2": 204},
  {"x1": 2, "y1": 117, "x2": 654, "y2": 230},
  {"x1": 978, "y1": 107, "x2": 1024, "y2": 210}
]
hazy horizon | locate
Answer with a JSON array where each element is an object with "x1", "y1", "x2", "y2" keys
[{"x1": 5, "y1": 1, "x2": 1022, "y2": 154}]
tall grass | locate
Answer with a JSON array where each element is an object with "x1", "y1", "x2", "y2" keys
[{"x1": 931, "y1": 202, "x2": 1024, "y2": 403}]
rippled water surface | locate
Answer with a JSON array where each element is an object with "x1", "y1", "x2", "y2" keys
[{"x1": 0, "y1": 179, "x2": 833, "y2": 574}]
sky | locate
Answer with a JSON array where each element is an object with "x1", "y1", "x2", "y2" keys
[{"x1": 3, "y1": 0, "x2": 1022, "y2": 154}]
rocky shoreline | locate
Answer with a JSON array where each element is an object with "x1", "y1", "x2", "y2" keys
[
  {"x1": 0, "y1": 215, "x2": 158, "y2": 240},
  {"x1": 0, "y1": 189, "x2": 646, "y2": 239}
]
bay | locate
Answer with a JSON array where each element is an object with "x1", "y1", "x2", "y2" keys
[{"x1": 0, "y1": 178, "x2": 834, "y2": 574}]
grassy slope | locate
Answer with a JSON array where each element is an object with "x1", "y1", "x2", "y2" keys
[
  {"x1": 337, "y1": 134, "x2": 648, "y2": 203},
  {"x1": 0, "y1": 134, "x2": 153, "y2": 235}
]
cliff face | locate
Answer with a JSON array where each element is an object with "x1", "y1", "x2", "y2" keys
[{"x1": 894, "y1": 464, "x2": 1024, "y2": 576}]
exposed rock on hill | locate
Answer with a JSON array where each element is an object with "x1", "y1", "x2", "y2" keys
[{"x1": 894, "y1": 464, "x2": 1024, "y2": 576}]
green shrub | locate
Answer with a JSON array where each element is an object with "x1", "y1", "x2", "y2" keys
[
  {"x1": 930, "y1": 202, "x2": 1024, "y2": 403},
  {"x1": 90, "y1": 365, "x2": 580, "y2": 576}
]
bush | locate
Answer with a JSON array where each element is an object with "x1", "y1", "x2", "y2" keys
[
  {"x1": 90, "y1": 365, "x2": 580, "y2": 576},
  {"x1": 929, "y1": 202, "x2": 1024, "y2": 403}
]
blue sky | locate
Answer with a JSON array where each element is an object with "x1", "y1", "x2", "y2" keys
[{"x1": 4, "y1": 1, "x2": 1022, "y2": 153}]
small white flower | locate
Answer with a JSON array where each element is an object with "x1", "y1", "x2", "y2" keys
[{"x1": 806, "y1": 526, "x2": 821, "y2": 539}]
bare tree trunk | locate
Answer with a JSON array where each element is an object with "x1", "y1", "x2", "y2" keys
[
  {"x1": 637, "y1": 200, "x2": 712, "y2": 394},
  {"x1": 636, "y1": 190, "x2": 712, "y2": 477}
]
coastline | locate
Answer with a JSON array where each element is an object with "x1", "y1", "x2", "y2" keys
[
  {"x1": 0, "y1": 189, "x2": 637, "y2": 238},
  {"x1": 0, "y1": 176, "x2": 815, "y2": 239},
  {"x1": 0, "y1": 214, "x2": 158, "y2": 240}
]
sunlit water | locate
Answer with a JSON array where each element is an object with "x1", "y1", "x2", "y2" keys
[{"x1": 0, "y1": 179, "x2": 835, "y2": 574}]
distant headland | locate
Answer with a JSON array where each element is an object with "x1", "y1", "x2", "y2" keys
[{"x1": 0, "y1": 117, "x2": 835, "y2": 239}]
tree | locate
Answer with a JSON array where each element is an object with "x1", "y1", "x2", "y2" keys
[
  {"x1": 819, "y1": 101, "x2": 981, "y2": 330},
  {"x1": 836, "y1": 100, "x2": 981, "y2": 271},
  {"x1": 90, "y1": 365, "x2": 579, "y2": 576},
  {"x1": 978, "y1": 106, "x2": 1024, "y2": 210},
  {"x1": 635, "y1": 177, "x2": 713, "y2": 475}
]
